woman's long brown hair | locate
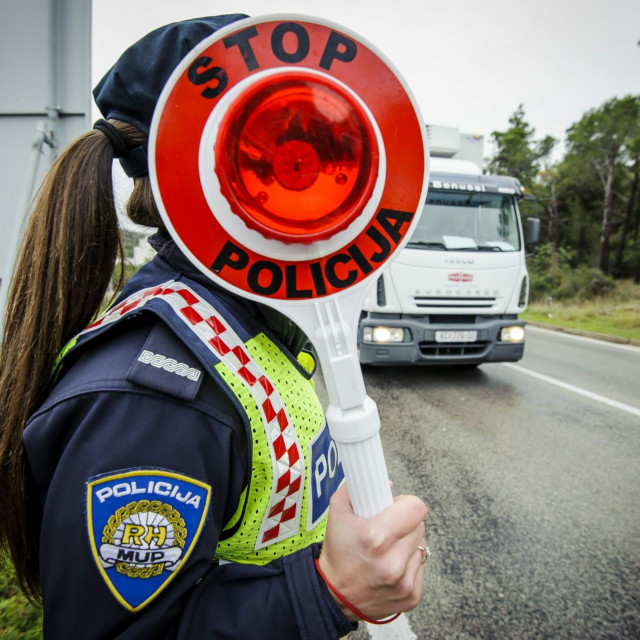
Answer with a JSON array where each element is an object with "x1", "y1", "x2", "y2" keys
[{"x1": 0, "y1": 119, "x2": 159, "y2": 600}]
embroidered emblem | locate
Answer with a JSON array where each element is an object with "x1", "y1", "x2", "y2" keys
[
  {"x1": 137, "y1": 349, "x2": 202, "y2": 381},
  {"x1": 87, "y1": 469, "x2": 211, "y2": 612}
]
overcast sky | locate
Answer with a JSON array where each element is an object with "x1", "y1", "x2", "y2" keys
[{"x1": 92, "y1": 0, "x2": 640, "y2": 160}]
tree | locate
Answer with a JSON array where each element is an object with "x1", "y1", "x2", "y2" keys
[
  {"x1": 487, "y1": 105, "x2": 556, "y2": 187},
  {"x1": 487, "y1": 105, "x2": 557, "y2": 244},
  {"x1": 537, "y1": 166, "x2": 562, "y2": 247},
  {"x1": 552, "y1": 144, "x2": 603, "y2": 264},
  {"x1": 565, "y1": 95, "x2": 640, "y2": 274},
  {"x1": 612, "y1": 135, "x2": 640, "y2": 278}
]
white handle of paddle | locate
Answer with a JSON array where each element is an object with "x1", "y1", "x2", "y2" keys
[{"x1": 307, "y1": 296, "x2": 393, "y2": 518}]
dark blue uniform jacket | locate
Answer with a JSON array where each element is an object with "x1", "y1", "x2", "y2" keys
[{"x1": 23, "y1": 234, "x2": 355, "y2": 639}]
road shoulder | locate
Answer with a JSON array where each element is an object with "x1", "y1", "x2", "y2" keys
[{"x1": 525, "y1": 321, "x2": 640, "y2": 347}]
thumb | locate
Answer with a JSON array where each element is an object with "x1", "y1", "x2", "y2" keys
[{"x1": 328, "y1": 481, "x2": 354, "y2": 516}]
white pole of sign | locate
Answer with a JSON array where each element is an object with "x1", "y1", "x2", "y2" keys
[{"x1": 279, "y1": 289, "x2": 393, "y2": 517}]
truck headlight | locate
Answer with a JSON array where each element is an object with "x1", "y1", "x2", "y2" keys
[
  {"x1": 362, "y1": 326, "x2": 405, "y2": 343},
  {"x1": 500, "y1": 326, "x2": 525, "y2": 343}
]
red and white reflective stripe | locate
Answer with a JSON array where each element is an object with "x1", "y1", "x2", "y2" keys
[{"x1": 85, "y1": 281, "x2": 304, "y2": 548}]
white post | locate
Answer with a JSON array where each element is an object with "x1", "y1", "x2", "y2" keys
[{"x1": 300, "y1": 295, "x2": 394, "y2": 517}]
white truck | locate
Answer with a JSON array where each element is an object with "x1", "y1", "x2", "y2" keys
[{"x1": 358, "y1": 125, "x2": 540, "y2": 366}]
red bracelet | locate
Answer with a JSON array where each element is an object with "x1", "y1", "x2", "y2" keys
[{"x1": 314, "y1": 557, "x2": 402, "y2": 625}]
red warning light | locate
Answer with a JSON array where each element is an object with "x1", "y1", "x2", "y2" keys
[{"x1": 215, "y1": 72, "x2": 379, "y2": 243}]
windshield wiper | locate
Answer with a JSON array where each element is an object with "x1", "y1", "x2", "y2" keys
[
  {"x1": 407, "y1": 241, "x2": 448, "y2": 250},
  {"x1": 477, "y1": 246, "x2": 504, "y2": 252}
]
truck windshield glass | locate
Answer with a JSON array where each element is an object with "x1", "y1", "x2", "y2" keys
[{"x1": 408, "y1": 191, "x2": 521, "y2": 251}]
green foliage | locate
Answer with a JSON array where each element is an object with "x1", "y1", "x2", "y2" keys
[
  {"x1": 564, "y1": 95, "x2": 640, "y2": 272},
  {"x1": 0, "y1": 561, "x2": 42, "y2": 639},
  {"x1": 566, "y1": 95, "x2": 640, "y2": 162},
  {"x1": 487, "y1": 96, "x2": 640, "y2": 277},
  {"x1": 523, "y1": 280, "x2": 640, "y2": 341},
  {"x1": 111, "y1": 260, "x2": 139, "y2": 290},
  {"x1": 487, "y1": 104, "x2": 556, "y2": 187},
  {"x1": 527, "y1": 244, "x2": 615, "y2": 302},
  {"x1": 620, "y1": 238, "x2": 640, "y2": 275}
]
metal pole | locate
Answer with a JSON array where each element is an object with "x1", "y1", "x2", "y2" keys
[
  {"x1": 0, "y1": 124, "x2": 45, "y2": 322},
  {"x1": 0, "y1": 0, "x2": 60, "y2": 327}
]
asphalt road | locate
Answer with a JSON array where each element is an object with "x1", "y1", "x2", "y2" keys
[{"x1": 318, "y1": 327, "x2": 640, "y2": 640}]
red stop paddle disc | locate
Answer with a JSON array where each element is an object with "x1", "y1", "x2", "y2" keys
[{"x1": 149, "y1": 15, "x2": 427, "y2": 302}]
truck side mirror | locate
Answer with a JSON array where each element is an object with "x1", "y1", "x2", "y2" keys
[{"x1": 525, "y1": 217, "x2": 540, "y2": 246}]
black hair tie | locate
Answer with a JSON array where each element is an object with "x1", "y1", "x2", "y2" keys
[
  {"x1": 93, "y1": 119, "x2": 148, "y2": 178},
  {"x1": 93, "y1": 119, "x2": 127, "y2": 155}
]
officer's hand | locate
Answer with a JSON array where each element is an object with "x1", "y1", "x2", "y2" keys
[{"x1": 318, "y1": 482, "x2": 428, "y2": 622}]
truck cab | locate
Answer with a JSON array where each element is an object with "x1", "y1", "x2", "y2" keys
[{"x1": 358, "y1": 125, "x2": 539, "y2": 366}]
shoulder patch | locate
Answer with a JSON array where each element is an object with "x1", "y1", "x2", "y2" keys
[
  {"x1": 86, "y1": 469, "x2": 211, "y2": 612},
  {"x1": 127, "y1": 322, "x2": 204, "y2": 401}
]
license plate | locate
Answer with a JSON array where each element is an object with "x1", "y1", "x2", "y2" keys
[{"x1": 435, "y1": 330, "x2": 477, "y2": 343}]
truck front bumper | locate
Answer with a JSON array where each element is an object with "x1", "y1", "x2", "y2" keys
[{"x1": 358, "y1": 315, "x2": 525, "y2": 365}]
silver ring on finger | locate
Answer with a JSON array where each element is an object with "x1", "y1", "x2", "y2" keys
[{"x1": 417, "y1": 544, "x2": 431, "y2": 564}]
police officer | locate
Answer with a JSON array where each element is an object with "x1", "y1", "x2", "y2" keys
[{"x1": 0, "y1": 15, "x2": 428, "y2": 639}]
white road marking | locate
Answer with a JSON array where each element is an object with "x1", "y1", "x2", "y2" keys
[
  {"x1": 526, "y1": 325, "x2": 640, "y2": 353},
  {"x1": 367, "y1": 615, "x2": 417, "y2": 640},
  {"x1": 501, "y1": 363, "x2": 640, "y2": 418}
]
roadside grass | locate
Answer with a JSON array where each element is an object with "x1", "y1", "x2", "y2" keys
[
  {"x1": 523, "y1": 279, "x2": 640, "y2": 342},
  {"x1": 0, "y1": 561, "x2": 42, "y2": 639}
]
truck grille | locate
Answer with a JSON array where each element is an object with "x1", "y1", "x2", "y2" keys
[
  {"x1": 413, "y1": 296, "x2": 496, "y2": 308},
  {"x1": 429, "y1": 315, "x2": 478, "y2": 324},
  {"x1": 418, "y1": 340, "x2": 490, "y2": 357}
]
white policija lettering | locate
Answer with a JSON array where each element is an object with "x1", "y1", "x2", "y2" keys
[
  {"x1": 138, "y1": 350, "x2": 202, "y2": 381},
  {"x1": 314, "y1": 439, "x2": 341, "y2": 499},
  {"x1": 95, "y1": 480, "x2": 202, "y2": 509}
]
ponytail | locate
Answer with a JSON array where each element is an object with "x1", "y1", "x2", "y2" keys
[{"x1": 0, "y1": 120, "x2": 150, "y2": 600}]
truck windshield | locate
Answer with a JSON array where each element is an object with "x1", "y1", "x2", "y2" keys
[{"x1": 408, "y1": 191, "x2": 521, "y2": 251}]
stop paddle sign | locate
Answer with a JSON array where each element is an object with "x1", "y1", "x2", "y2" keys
[{"x1": 149, "y1": 14, "x2": 428, "y2": 517}]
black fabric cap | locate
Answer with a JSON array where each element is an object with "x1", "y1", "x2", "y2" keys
[{"x1": 93, "y1": 14, "x2": 249, "y2": 134}]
